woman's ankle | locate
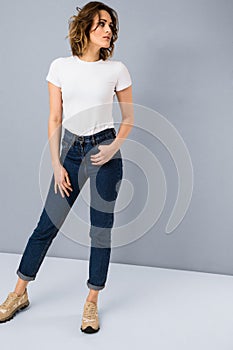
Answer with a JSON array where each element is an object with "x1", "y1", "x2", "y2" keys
[
  {"x1": 86, "y1": 298, "x2": 98, "y2": 304},
  {"x1": 14, "y1": 288, "x2": 26, "y2": 296}
]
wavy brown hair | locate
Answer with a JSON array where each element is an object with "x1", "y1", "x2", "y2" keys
[{"x1": 65, "y1": 1, "x2": 119, "y2": 61}]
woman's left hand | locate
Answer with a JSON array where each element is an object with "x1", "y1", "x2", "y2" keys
[{"x1": 90, "y1": 144, "x2": 118, "y2": 166}]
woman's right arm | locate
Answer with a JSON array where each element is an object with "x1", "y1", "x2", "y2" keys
[
  {"x1": 47, "y1": 81, "x2": 63, "y2": 166},
  {"x1": 47, "y1": 82, "x2": 73, "y2": 197}
]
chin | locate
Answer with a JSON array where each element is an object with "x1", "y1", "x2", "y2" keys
[{"x1": 100, "y1": 41, "x2": 110, "y2": 47}]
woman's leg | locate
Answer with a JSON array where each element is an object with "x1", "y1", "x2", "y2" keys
[
  {"x1": 15, "y1": 142, "x2": 88, "y2": 289},
  {"x1": 14, "y1": 278, "x2": 29, "y2": 296},
  {"x1": 80, "y1": 138, "x2": 122, "y2": 333},
  {"x1": 86, "y1": 289, "x2": 99, "y2": 304},
  {"x1": 86, "y1": 145, "x2": 123, "y2": 295}
]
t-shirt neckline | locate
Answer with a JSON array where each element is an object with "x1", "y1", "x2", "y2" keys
[{"x1": 73, "y1": 55, "x2": 103, "y2": 64}]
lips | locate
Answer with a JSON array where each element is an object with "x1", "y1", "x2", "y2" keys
[{"x1": 103, "y1": 36, "x2": 111, "y2": 40}]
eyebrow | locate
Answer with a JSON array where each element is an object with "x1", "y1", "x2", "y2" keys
[{"x1": 99, "y1": 18, "x2": 113, "y2": 24}]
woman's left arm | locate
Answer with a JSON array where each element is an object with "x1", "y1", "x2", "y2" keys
[
  {"x1": 91, "y1": 85, "x2": 134, "y2": 165},
  {"x1": 112, "y1": 85, "x2": 134, "y2": 150}
]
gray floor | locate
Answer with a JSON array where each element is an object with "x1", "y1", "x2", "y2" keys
[{"x1": 1, "y1": 252, "x2": 233, "y2": 349}]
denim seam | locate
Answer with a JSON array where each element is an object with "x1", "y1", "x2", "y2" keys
[{"x1": 30, "y1": 235, "x2": 56, "y2": 277}]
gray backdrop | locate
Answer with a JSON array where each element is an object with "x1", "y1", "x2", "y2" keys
[{"x1": 1, "y1": 0, "x2": 233, "y2": 275}]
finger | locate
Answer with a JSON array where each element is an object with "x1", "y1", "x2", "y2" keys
[
  {"x1": 92, "y1": 158, "x2": 104, "y2": 165},
  {"x1": 91, "y1": 153, "x2": 103, "y2": 160},
  {"x1": 91, "y1": 159, "x2": 101, "y2": 164},
  {"x1": 55, "y1": 183, "x2": 62, "y2": 194},
  {"x1": 58, "y1": 185, "x2": 64, "y2": 198},
  {"x1": 90, "y1": 154, "x2": 100, "y2": 160},
  {"x1": 62, "y1": 177, "x2": 73, "y2": 189},
  {"x1": 65, "y1": 173, "x2": 71, "y2": 185},
  {"x1": 60, "y1": 184, "x2": 70, "y2": 197},
  {"x1": 93, "y1": 160, "x2": 104, "y2": 166},
  {"x1": 62, "y1": 181, "x2": 73, "y2": 191}
]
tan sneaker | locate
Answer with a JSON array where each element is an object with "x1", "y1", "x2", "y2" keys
[
  {"x1": 0, "y1": 288, "x2": 30, "y2": 323},
  {"x1": 80, "y1": 301, "x2": 100, "y2": 333}
]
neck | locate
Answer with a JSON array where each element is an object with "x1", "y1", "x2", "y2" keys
[{"x1": 78, "y1": 46, "x2": 101, "y2": 62}]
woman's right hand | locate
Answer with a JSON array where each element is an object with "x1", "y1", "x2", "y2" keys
[{"x1": 53, "y1": 162, "x2": 73, "y2": 198}]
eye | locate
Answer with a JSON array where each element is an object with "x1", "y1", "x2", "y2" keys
[{"x1": 98, "y1": 21, "x2": 114, "y2": 30}]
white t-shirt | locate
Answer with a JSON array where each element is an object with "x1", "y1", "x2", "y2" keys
[{"x1": 46, "y1": 55, "x2": 132, "y2": 135}]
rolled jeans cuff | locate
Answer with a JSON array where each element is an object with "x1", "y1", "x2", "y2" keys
[
  {"x1": 86, "y1": 280, "x2": 105, "y2": 291},
  {"x1": 16, "y1": 269, "x2": 36, "y2": 281}
]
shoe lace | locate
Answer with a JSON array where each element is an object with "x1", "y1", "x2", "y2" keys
[
  {"x1": 83, "y1": 303, "x2": 97, "y2": 322},
  {"x1": 1, "y1": 294, "x2": 16, "y2": 308}
]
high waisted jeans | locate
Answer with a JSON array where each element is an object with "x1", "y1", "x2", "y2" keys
[{"x1": 16, "y1": 127, "x2": 123, "y2": 290}]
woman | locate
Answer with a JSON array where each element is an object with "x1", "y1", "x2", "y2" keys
[{"x1": 0, "y1": 1, "x2": 133, "y2": 334}]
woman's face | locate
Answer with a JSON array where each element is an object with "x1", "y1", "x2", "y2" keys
[{"x1": 89, "y1": 10, "x2": 113, "y2": 49}]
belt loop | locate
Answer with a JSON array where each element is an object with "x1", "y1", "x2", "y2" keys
[
  {"x1": 71, "y1": 135, "x2": 76, "y2": 146},
  {"x1": 91, "y1": 134, "x2": 96, "y2": 146}
]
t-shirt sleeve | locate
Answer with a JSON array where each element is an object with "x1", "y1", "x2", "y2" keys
[
  {"x1": 115, "y1": 62, "x2": 132, "y2": 92},
  {"x1": 46, "y1": 58, "x2": 61, "y2": 87}
]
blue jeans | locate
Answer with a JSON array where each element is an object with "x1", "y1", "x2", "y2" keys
[{"x1": 16, "y1": 127, "x2": 123, "y2": 291}]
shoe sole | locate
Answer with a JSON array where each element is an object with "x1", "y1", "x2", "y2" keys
[
  {"x1": 0, "y1": 301, "x2": 30, "y2": 323},
  {"x1": 80, "y1": 325, "x2": 100, "y2": 334}
]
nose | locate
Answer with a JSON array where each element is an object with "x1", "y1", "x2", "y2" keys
[{"x1": 105, "y1": 24, "x2": 111, "y2": 34}]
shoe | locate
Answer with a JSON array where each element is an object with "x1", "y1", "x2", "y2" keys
[
  {"x1": 80, "y1": 301, "x2": 100, "y2": 333},
  {"x1": 0, "y1": 288, "x2": 30, "y2": 323}
]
